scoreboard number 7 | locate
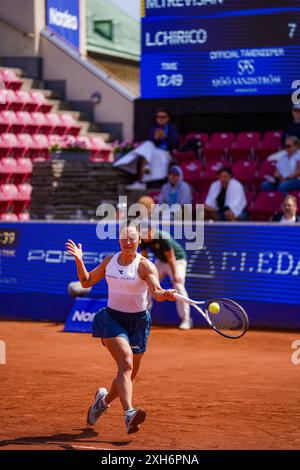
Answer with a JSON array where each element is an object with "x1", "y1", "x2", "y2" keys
[{"x1": 288, "y1": 23, "x2": 297, "y2": 39}]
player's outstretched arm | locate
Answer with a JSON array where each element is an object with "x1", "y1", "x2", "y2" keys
[
  {"x1": 139, "y1": 258, "x2": 176, "y2": 302},
  {"x1": 65, "y1": 239, "x2": 112, "y2": 288}
]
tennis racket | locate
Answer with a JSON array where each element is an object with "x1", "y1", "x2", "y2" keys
[{"x1": 175, "y1": 293, "x2": 249, "y2": 339}]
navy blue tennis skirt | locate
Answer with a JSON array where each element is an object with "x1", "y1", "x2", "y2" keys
[{"x1": 92, "y1": 307, "x2": 152, "y2": 354}]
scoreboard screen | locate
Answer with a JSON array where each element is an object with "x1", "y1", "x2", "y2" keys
[{"x1": 141, "y1": 0, "x2": 300, "y2": 98}]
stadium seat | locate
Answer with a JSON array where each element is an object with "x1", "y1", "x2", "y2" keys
[
  {"x1": 254, "y1": 160, "x2": 277, "y2": 189},
  {"x1": 59, "y1": 113, "x2": 82, "y2": 136},
  {"x1": 147, "y1": 191, "x2": 160, "y2": 203},
  {"x1": 15, "y1": 90, "x2": 38, "y2": 112},
  {"x1": 203, "y1": 132, "x2": 235, "y2": 160},
  {"x1": 0, "y1": 157, "x2": 18, "y2": 183},
  {"x1": 195, "y1": 161, "x2": 227, "y2": 193},
  {"x1": 87, "y1": 136, "x2": 112, "y2": 161},
  {"x1": 31, "y1": 134, "x2": 50, "y2": 160},
  {"x1": 232, "y1": 160, "x2": 257, "y2": 186},
  {"x1": 14, "y1": 183, "x2": 32, "y2": 213},
  {"x1": 30, "y1": 91, "x2": 52, "y2": 113},
  {"x1": 0, "y1": 133, "x2": 24, "y2": 158},
  {"x1": 249, "y1": 191, "x2": 283, "y2": 221},
  {"x1": 0, "y1": 183, "x2": 18, "y2": 212},
  {"x1": 0, "y1": 212, "x2": 18, "y2": 221},
  {"x1": 185, "y1": 132, "x2": 209, "y2": 146},
  {"x1": 173, "y1": 149, "x2": 197, "y2": 163},
  {"x1": 30, "y1": 112, "x2": 53, "y2": 135},
  {"x1": 179, "y1": 161, "x2": 202, "y2": 185},
  {"x1": 18, "y1": 211, "x2": 30, "y2": 221},
  {"x1": 0, "y1": 69, "x2": 22, "y2": 90},
  {"x1": 14, "y1": 158, "x2": 32, "y2": 184},
  {"x1": 45, "y1": 113, "x2": 66, "y2": 135},
  {"x1": 245, "y1": 190, "x2": 255, "y2": 209},
  {"x1": 0, "y1": 89, "x2": 23, "y2": 111},
  {"x1": 16, "y1": 111, "x2": 39, "y2": 135},
  {"x1": 256, "y1": 131, "x2": 283, "y2": 161},
  {"x1": 1, "y1": 110, "x2": 24, "y2": 134},
  {"x1": 290, "y1": 190, "x2": 300, "y2": 207},
  {"x1": 230, "y1": 131, "x2": 261, "y2": 161},
  {"x1": 0, "y1": 112, "x2": 10, "y2": 133}
]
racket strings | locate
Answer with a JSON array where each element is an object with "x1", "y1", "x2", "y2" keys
[{"x1": 205, "y1": 299, "x2": 248, "y2": 339}]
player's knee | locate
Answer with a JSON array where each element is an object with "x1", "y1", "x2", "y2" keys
[{"x1": 119, "y1": 355, "x2": 133, "y2": 374}]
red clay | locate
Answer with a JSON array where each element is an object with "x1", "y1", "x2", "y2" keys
[{"x1": 0, "y1": 321, "x2": 300, "y2": 450}]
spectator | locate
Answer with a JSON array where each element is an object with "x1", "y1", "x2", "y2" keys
[
  {"x1": 272, "y1": 195, "x2": 300, "y2": 223},
  {"x1": 159, "y1": 166, "x2": 192, "y2": 206},
  {"x1": 113, "y1": 109, "x2": 179, "y2": 191},
  {"x1": 282, "y1": 104, "x2": 300, "y2": 146},
  {"x1": 205, "y1": 168, "x2": 248, "y2": 221},
  {"x1": 261, "y1": 136, "x2": 300, "y2": 194}
]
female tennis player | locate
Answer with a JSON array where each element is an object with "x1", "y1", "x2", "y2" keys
[{"x1": 65, "y1": 223, "x2": 176, "y2": 434}]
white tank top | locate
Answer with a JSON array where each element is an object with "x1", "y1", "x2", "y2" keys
[{"x1": 105, "y1": 252, "x2": 148, "y2": 313}]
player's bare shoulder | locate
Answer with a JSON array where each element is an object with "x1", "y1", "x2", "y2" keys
[{"x1": 138, "y1": 255, "x2": 157, "y2": 279}]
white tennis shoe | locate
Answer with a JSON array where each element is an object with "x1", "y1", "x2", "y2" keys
[
  {"x1": 125, "y1": 408, "x2": 146, "y2": 434},
  {"x1": 179, "y1": 318, "x2": 193, "y2": 330},
  {"x1": 87, "y1": 387, "x2": 109, "y2": 426}
]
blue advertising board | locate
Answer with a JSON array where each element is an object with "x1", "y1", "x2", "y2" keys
[
  {"x1": 46, "y1": 0, "x2": 80, "y2": 50},
  {"x1": 141, "y1": 1, "x2": 300, "y2": 98},
  {"x1": 1, "y1": 222, "x2": 300, "y2": 328}
]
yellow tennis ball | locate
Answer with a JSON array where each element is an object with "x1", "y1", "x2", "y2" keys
[{"x1": 209, "y1": 302, "x2": 220, "y2": 314}]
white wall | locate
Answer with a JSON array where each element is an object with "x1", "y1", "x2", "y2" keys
[{"x1": 40, "y1": 33, "x2": 135, "y2": 140}]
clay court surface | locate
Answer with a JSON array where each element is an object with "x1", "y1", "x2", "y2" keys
[{"x1": 0, "y1": 321, "x2": 300, "y2": 450}]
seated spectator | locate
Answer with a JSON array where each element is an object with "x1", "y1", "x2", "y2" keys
[
  {"x1": 159, "y1": 166, "x2": 192, "y2": 206},
  {"x1": 205, "y1": 168, "x2": 248, "y2": 221},
  {"x1": 114, "y1": 108, "x2": 179, "y2": 191},
  {"x1": 272, "y1": 195, "x2": 300, "y2": 224},
  {"x1": 261, "y1": 136, "x2": 300, "y2": 194},
  {"x1": 282, "y1": 104, "x2": 300, "y2": 145}
]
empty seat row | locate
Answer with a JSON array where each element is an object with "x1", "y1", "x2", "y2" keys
[
  {"x1": 0, "y1": 133, "x2": 112, "y2": 161},
  {"x1": 0, "y1": 111, "x2": 81, "y2": 136},
  {"x1": 175, "y1": 130, "x2": 283, "y2": 162},
  {"x1": 0, "y1": 212, "x2": 29, "y2": 221},
  {"x1": 0, "y1": 157, "x2": 32, "y2": 183},
  {"x1": 0, "y1": 89, "x2": 52, "y2": 113}
]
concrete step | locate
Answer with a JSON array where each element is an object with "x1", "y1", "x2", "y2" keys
[
  {"x1": 85, "y1": 131, "x2": 111, "y2": 142},
  {"x1": 0, "y1": 65, "x2": 22, "y2": 77}
]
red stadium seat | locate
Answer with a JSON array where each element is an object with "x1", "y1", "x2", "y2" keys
[
  {"x1": 1, "y1": 89, "x2": 23, "y2": 111},
  {"x1": 45, "y1": 113, "x2": 66, "y2": 135},
  {"x1": 254, "y1": 160, "x2": 277, "y2": 189},
  {"x1": 16, "y1": 111, "x2": 39, "y2": 135},
  {"x1": 179, "y1": 161, "x2": 202, "y2": 185},
  {"x1": 15, "y1": 90, "x2": 38, "y2": 112},
  {"x1": 256, "y1": 131, "x2": 283, "y2": 161},
  {"x1": 0, "y1": 183, "x2": 18, "y2": 213},
  {"x1": 290, "y1": 190, "x2": 300, "y2": 207},
  {"x1": 1, "y1": 110, "x2": 24, "y2": 134},
  {"x1": 17, "y1": 134, "x2": 36, "y2": 159},
  {"x1": 195, "y1": 161, "x2": 227, "y2": 193},
  {"x1": 30, "y1": 91, "x2": 52, "y2": 113},
  {"x1": 203, "y1": 132, "x2": 235, "y2": 160},
  {"x1": 31, "y1": 112, "x2": 53, "y2": 135},
  {"x1": 185, "y1": 132, "x2": 209, "y2": 146},
  {"x1": 249, "y1": 191, "x2": 283, "y2": 221},
  {"x1": 14, "y1": 183, "x2": 32, "y2": 213},
  {"x1": 0, "y1": 157, "x2": 18, "y2": 183},
  {"x1": 147, "y1": 191, "x2": 160, "y2": 203},
  {"x1": 0, "y1": 112, "x2": 10, "y2": 133},
  {"x1": 0, "y1": 69, "x2": 22, "y2": 90},
  {"x1": 232, "y1": 160, "x2": 257, "y2": 186},
  {"x1": 0, "y1": 212, "x2": 18, "y2": 221},
  {"x1": 0, "y1": 133, "x2": 24, "y2": 158},
  {"x1": 230, "y1": 131, "x2": 261, "y2": 161},
  {"x1": 14, "y1": 158, "x2": 32, "y2": 184},
  {"x1": 18, "y1": 211, "x2": 30, "y2": 221},
  {"x1": 173, "y1": 149, "x2": 196, "y2": 163},
  {"x1": 88, "y1": 136, "x2": 112, "y2": 161},
  {"x1": 59, "y1": 113, "x2": 81, "y2": 136},
  {"x1": 31, "y1": 134, "x2": 50, "y2": 160}
]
